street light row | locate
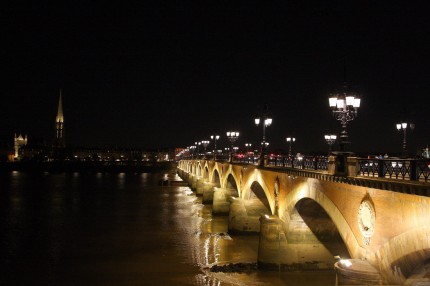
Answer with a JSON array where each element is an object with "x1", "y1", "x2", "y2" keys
[
  {"x1": 186, "y1": 89, "x2": 358, "y2": 162},
  {"x1": 185, "y1": 84, "x2": 415, "y2": 161}
]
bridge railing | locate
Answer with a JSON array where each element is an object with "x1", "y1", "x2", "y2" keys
[
  {"x1": 266, "y1": 155, "x2": 329, "y2": 171},
  {"x1": 234, "y1": 156, "x2": 258, "y2": 164},
  {"x1": 357, "y1": 158, "x2": 430, "y2": 182},
  {"x1": 179, "y1": 155, "x2": 430, "y2": 182},
  {"x1": 226, "y1": 154, "x2": 329, "y2": 171}
]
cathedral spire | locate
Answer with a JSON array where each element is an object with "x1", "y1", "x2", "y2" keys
[
  {"x1": 54, "y1": 89, "x2": 65, "y2": 148},
  {"x1": 56, "y1": 89, "x2": 64, "y2": 123}
]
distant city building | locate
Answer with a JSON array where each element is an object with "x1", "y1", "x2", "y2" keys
[
  {"x1": 1, "y1": 90, "x2": 176, "y2": 163},
  {"x1": 422, "y1": 146, "x2": 429, "y2": 158},
  {"x1": 14, "y1": 133, "x2": 28, "y2": 159},
  {"x1": 71, "y1": 147, "x2": 174, "y2": 162},
  {"x1": 53, "y1": 90, "x2": 65, "y2": 148}
]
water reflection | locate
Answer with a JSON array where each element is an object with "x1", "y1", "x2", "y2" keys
[{"x1": 0, "y1": 171, "x2": 335, "y2": 286}]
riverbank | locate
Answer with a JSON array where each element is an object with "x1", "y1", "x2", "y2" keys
[{"x1": 0, "y1": 160, "x2": 177, "y2": 173}]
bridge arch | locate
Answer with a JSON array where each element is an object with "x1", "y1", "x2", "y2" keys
[
  {"x1": 211, "y1": 169, "x2": 221, "y2": 188},
  {"x1": 273, "y1": 177, "x2": 281, "y2": 216},
  {"x1": 203, "y1": 166, "x2": 209, "y2": 180},
  {"x1": 281, "y1": 180, "x2": 361, "y2": 260},
  {"x1": 241, "y1": 181, "x2": 272, "y2": 215},
  {"x1": 242, "y1": 176, "x2": 274, "y2": 214},
  {"x1": 222, "y1": 168, "x2": 240, "y2": 190},
  {"x1": 290, "y1": 198, "x2": 350, "y2": 259},
  {"x1": 196, "y1": 162, "x2": 202, "y2": 177},
  {"x1": 191, "y1": 162, "x2": 196, "y2": 175},
  {"x1": 224, "y1": 173, "x2": 239, "y2": 197},
  {"x1": 376, "y1": 226, "x2": 430, "y2": 283}
]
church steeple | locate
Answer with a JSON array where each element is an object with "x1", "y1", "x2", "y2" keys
[
  {"x1": 54, "y1": 89, "x2": 65, "y2": 148},
  {"x1": 56, "y1": 89, "x2": 64, "y2": 123}
]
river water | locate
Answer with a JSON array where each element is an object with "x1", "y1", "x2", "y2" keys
[{"x1": 0, "y1": 169, "x2": 335, "y2": 286}]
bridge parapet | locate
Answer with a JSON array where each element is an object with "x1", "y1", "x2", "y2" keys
[
  {"x1": 179, "y1": 155, "x2": 430, "y2": 197},
  {"x1": 180, "y1": 153, "x2": 430, "y2": 182},
  {"x1": 357, "y1": 157, "x2": 430, "y2": 181}
]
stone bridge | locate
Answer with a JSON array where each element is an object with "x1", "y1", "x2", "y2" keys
[{"x1": 177, "y1": 157, "x2": 430, "y2": 285}]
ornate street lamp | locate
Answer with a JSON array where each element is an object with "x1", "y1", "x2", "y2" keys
[
  {"x1": 233, "y1": 146, "x2": 239, "y2": 154},
  {"x1": 324, "y1": 134, "x2": 337, "y2": 152},
  {"x1": 210, "y1": 135, "x2": 220, "y2": 160},
  {"x1": 396, "y1": 122, "x2": 415, "y2": 157},
  {"x1": 245, "y1": 143, "x2": 252, "y2": 163},
  {"x1": 224, "y1": 147, "x2": 230, "y2": 161},
  {"x1": 194, "y1": 141, "x2": 201, "y2": 159},
  {"x1": 255, "y1": 104, "x2": 272, "y2": 166},
  {"x1": 245, "y1": 143, "x2": 252, "y2": 153},
  {"x1": 261, "y1": 142, "x2": 269, "y2": 152},
  {"x1": 189, "y1": 145, "x2": 196, "y2": 159},
  {"x1": 286, "y1": 137, "x2": 295, "y2": 156},
  {"x1": 226, "y1": 131, "x2": 239, "y2": 163},
  {"x1": 328, "y1": 84, "x2": 361, "y2": 151},
  {"x1": 201, "y1": 140, "x2": 210, "y2": 159}
]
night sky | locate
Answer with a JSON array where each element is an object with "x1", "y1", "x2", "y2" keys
[{"x1": 3, "y1": 1, "x2": 430, "y2": 155}]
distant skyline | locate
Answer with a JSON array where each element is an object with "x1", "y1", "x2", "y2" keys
[{"x1": 3, "y1": 2, "x2": 430, "y2": 155}]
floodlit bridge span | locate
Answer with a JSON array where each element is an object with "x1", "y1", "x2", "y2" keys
[{"x1": 177, "y1": 157, "x2": 430, "y2": 285}]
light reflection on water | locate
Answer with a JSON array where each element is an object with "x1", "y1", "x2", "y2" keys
[{"x1": 0, "y1": 171, "x2": 335, "y2": 286}]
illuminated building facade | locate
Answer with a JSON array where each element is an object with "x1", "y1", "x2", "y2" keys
[{"x1": 14, "y1": 133, "x2": 28, "y2": 159}]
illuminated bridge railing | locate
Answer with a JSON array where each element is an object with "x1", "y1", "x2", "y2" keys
[
  {"x1": 228, "y1": 155, "x2": 329, "y2": 171},
  {"x1": 180, "y1": 155, "x2": 430, "y2": 183},
  {"x1": 265, "y1": 155, "x2": 329, "y2": 171},
  {"x1": 357, "y1": 158, "x2": 430, "y2": 182},
  {"x1": 201, "y1": 154, "x2": 329, "y2": 171}
]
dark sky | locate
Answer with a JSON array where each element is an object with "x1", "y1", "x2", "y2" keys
[{"x1": 3, "y1": 1, "x2": 430, "y2": 155}]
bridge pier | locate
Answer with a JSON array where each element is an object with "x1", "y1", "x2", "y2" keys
[
  {"x1": 189, "y1": 175, "x2": 201, "y2": 191},
  {"x1": 258, "y1": 209, "x2": 350, "y2": 271},
  {"x1": 195, "y1": 178, "x2": 214, "y2": 198},
  {"x1": 212, "y1": 187, "x2": 229, "y2": 215},
  {"x1": 212, "y1": 187, "x2": 236, "y2": 215},
  {"x1": 258, "y1": 214, "x2": 334, "y2": 271},
  {"x1": 334, "y1": 259, "x2": 382, "y2": 285},
  {"x1": 258, "y1": 215, "x2": 287, "y2": 270},
  {"x1": 178, "y1": 170, "x2": 188, "y2": 182},
  {"x1": 177, "y1": 169, "x2": 183, "y2": 178},
  {"x1": 228, "y1": 197, "x2": 266, "y2": 234},
  {"x1": 201, "y1": 183, "x2": 215, "y2": 202}
]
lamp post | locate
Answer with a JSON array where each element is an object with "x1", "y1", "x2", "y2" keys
[
  {"x1": 224, "y1": 147, "x2": 230, "y2": 161},
  {"x1": 201, "y1": 140, "x2": 210, "y2": 159},
  {"x1": 261, "y1": 142, "x2": 269, "y2": 156},
  {"x1": 245, "y1": 143, "x2": 252, "y2": 154},
  {"x1": 189, "y1": 145, "x2": 196, "y2": 159},
  {"x1": 324, "y1": 134, "x2": 337, "y2": 152},
  {"x1": 255, "y1": 105, "x2": 272, "y2": 166},
  {"x1": 245, "y1": 143, "x2": 252, "y2": 163},
  {"x1": 328, "y1": 84, "x2": 361, "y2": 151},
  {"x1": 195, "y1": 141, "x2": 201, "y2": 159},
  {"x1": 210, "y1": 135, "x2": 220, "y2": 160},
  {"x1": 233, "y1": 146, "x2": 239, "y2": 156},
  {"x1": 226, "y1": 131, "x2": 239, "y2": 163},
  {"x1": 185, "y1": 147, "x2": 190, "y2": 159},
  {"x1": 286, "y1": 137, "x2": 296, "y2": 156},
  {"x1": 396, "y1": 122, "x2": 415, "y2": 157}
]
